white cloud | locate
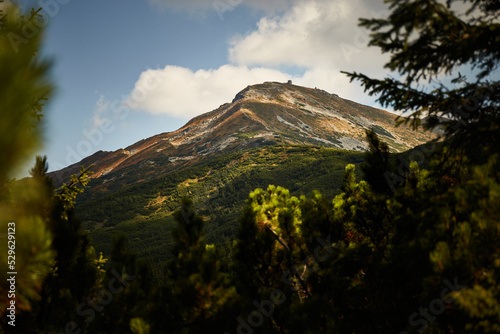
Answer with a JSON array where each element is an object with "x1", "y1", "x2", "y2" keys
[
  {"x1": 128, "y1": 65, "x2": 290, "y2": 118},
  {"x1": 132, "y1": 0, "x2": 393, "y2": 118},
  {"x1": 229, "y1": 0, "x2": 389, "y2": 71}
]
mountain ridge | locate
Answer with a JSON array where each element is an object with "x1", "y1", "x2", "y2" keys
[{"x1": 49, "y1": 81, "x2": 435, "y2": 186}]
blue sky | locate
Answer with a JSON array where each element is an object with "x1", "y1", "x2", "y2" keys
[{"x1": 16, "y1": 0, "x2": 395, "y2": 172}]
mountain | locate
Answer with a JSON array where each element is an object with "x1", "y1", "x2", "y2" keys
[
  {"x1": 50, "y1": 81, "x2": 434, "y2": 188},
  {"x1": 48, "y1": 82, "x2": 436, "y2": 261}
]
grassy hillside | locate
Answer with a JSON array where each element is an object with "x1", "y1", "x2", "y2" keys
[{"x1": 77, "y1": 145, "x2": 365, "y2": 262}]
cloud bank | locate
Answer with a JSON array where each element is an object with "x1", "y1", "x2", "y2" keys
[
  {"x1": 128, "y1": 65, "x2": 290, "y2": 118},
  {"x1": 132, "y1": 0, "x2": 391, "y2": 118}
]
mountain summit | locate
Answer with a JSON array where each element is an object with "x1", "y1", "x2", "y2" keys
[{"x1": 50, "y1": 82, "x2": 434, "y2": 184}]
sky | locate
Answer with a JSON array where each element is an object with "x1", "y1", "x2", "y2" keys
[{"x1": 15, "y1": 0, "x2": 397, "y2": 172}]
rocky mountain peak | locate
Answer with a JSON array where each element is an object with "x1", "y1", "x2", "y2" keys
[{"x1": 49, "y1": 82, "x2": 436, "y2": 187}]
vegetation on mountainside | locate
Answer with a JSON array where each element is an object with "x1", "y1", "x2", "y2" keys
[{"x1": 79, "y1": 145, "x2": 364, "y2": 261}]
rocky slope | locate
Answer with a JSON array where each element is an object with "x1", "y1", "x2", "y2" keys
[{"x1": 49, "y1": 81, "x2": 435, "y2": 187}]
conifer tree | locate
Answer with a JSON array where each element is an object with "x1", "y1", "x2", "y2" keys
[
  {"x1": 0, "y1": 5, "x2": 107, "y2": 332},
  {"x1": 0, "y1": 4, "x2": 55, "y2": 331},
  {"x1": 30, "y1": 162, "x2": 103, "y2": 333},
  {"x1": 343, "y1": 0, "x2": 499, "y2": 156},
  {"x1": 89, "y1": 235, "x2": 178, "y2": 334},
  {"x1": 335, "y1": 0, "x2": 500, "y2": 332},
  {"x1": 167, "y1": 198, "x2": 240, "y2": 333}
]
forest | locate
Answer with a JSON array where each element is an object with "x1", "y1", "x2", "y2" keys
[{"x1": 1, "y1": 0, "x2": 499, "y2": 333}]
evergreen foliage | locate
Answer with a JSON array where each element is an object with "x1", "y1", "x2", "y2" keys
[
  {"x1": 166, "y1": 198, "x2": 241, "y2": 333},
  {"x1": 0, "y1": 4, "x2": 55, "y2": 331}
]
